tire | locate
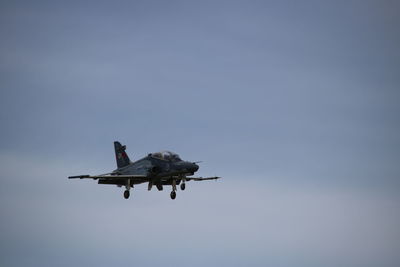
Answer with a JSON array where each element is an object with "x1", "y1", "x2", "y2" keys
[
  {"x1": 124, "y1": 190, "x2": 130, "y2": 199},
  {"x1": 170, "y1": 191, "x2": 176, "y2": 200},
  {"x1": 180, "y1": 183, "x2": 186, "y2": 191}
]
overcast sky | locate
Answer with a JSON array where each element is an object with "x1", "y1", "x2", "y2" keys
[{"x1": 1, "y1": 1, "x2": 399, "y2": 266}]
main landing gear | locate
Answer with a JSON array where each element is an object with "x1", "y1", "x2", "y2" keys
[
  {"x1": 123, "y1": 178, "x2": 185, "y2": 200},
  {"x1": 170, "y1": 179, "x2": 185, "y2": 199},
  {"x1": 170, "y1": 179, "x2": 177, "y2": 200},
  {"x1": 124, "y1": 179, "x2": 132, "y2": 199}
]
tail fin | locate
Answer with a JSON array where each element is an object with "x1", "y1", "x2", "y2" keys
[{"x1": 114, "y1": 141, "x2": 131, "y2": 168}]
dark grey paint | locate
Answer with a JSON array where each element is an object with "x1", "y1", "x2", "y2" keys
[{"x1": 69, "y1": 141, "x2": 219, "y2": 199}]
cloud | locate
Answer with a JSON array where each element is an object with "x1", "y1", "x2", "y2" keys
[
  {"x1": 1, "y1": 153, "x2": 399, "y2": 267},
  {"x1": 1, "y1": 1, "x2": 399, "y2": 266}
]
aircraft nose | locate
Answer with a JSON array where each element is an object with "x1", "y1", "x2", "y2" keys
[{"x1": 190, "y1": 163, "x2": 199, "y2": 172}]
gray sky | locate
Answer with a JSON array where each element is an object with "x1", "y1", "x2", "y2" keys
[{"x1": 1, "y1": 1, "x2": 399, "y2": 266}]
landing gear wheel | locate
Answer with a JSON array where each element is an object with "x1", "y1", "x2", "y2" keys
[
  {"x1": 170, "y1": 191, "x2": 176, "y2": 200},
  {"x1": 180, "y1": 183, "x2": 186, "y2": 191},
  {"x1": 124, "y1": 190, "x2": 130, "y2": 199}
]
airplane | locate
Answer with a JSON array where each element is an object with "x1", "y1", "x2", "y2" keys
[{"x1": 68, "y1": 141, "x2": 220, "y2": 199}]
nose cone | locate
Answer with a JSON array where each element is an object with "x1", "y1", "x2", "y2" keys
[
  {"x1": 193, "y1": 163, "x2": 199, "y2": 172},
  {"x1": 189, "y1": 162, "x2": 199, "y2": 173}
]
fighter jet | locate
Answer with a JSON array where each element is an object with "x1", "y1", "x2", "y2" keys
[{"x1": 69, "y1": 141, "x2": 220, "y2": 199}]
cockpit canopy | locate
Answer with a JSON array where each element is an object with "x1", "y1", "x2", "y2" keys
[{"x1": 150, "y1": 151, "x2": 182, "y2": 162}]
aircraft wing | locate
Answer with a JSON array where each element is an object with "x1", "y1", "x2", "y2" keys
[
  {"x1": 68, "y1": 174, "x2": 148, "y2": 180},
  {"x1": 68, "y1": 175, "x2": 221, "y2": 182},
  {"x1": 185, "y1": 176, "x2": 221, "y2": 181}
]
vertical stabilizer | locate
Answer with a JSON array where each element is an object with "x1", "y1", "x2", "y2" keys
[{"x1": 114, "y1": 141, "x2": 131, "y2": 168}]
